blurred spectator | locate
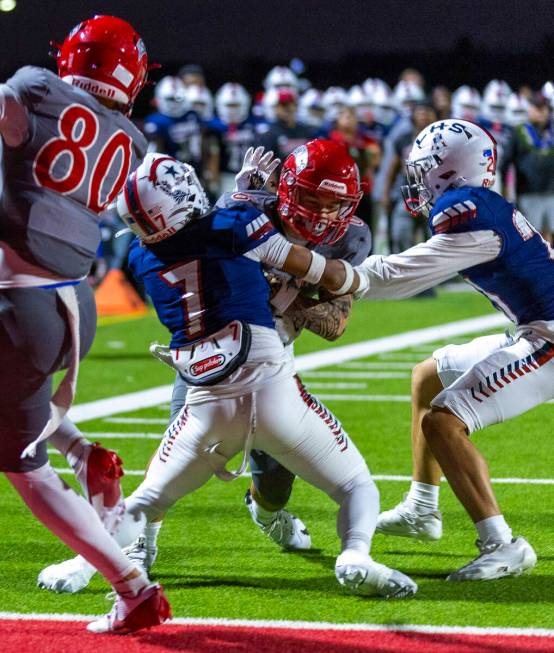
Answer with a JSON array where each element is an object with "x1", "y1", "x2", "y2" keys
[
  {"x1": 432, "y1": 85, "x2": 451, "y2": 120},
  {"x1": 329, "y1": 106, "x2": 381, "y2": 229},
  {"x1": 382, "y1": 100, "x2": 437, "y2": 253},
  {"x1": 258, "y1": 89, "x2": 317, "y2": 161},
  {"x1": 398, "y1": 67, "x2": 425, "y2": 89},
  {"x1": 179, "y1": 63, "x2": 206, "y2": 88},
  {"x1": 502, "y1": 92, "x2": 554, "y2": 242}
]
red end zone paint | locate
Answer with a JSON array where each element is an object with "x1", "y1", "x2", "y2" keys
[{"x1": 2, "y1": 620, "x2": 554, "y2": 653}]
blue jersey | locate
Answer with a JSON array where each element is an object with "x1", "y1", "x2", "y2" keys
[
  {"x1": 143, "y1": 110, "x2": 203, "y2": 168},
  {"x1": 128, "y1": 203, "x2": 278, "y2": 348},
  {"x1": 429, "y1": 186, "x2": 554, "y2": 325}
]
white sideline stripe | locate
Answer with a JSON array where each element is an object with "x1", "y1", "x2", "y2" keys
[
  {"x1": 303, "y1": 371, "x2": 409, "y2": 379},
  {"x1": 51, "y1": 466, "x2": 554, "y2": 485},
  {"x1": 68, "y1": 313, "x2": 506, "y2": 423},
  {"x1": 0, "y1": 612, "x2": 552, "y2": 638},
  {"x1": 82, "y1": 431, "x2": 162, "y2": 440}
]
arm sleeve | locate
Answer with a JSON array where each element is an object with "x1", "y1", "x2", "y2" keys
[
  {"x1": 0, "y1": 84, "x2": 29, "y2": 147},
  {"x1": 243, "y1": 232, "x2": 293, "y2": 268},
  {"x1": 355, "y1": 230, "x2": 501, "y2": 299}
]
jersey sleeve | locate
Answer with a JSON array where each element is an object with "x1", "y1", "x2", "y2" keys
[
  {"x1": 5, "y1": 66, "x2": 50, "y2": 111},
  {"x1": 428, "y1": 188, "x2": 496, "y2": 237},
  {"x1": 224, "y1": 205, "x2": 280, "y2": 256},
  {"x1": 336, "y1": 218, "x2": 372, "y2": 265}
]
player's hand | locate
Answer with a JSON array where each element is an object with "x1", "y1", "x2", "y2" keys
[{"x1": 234, "y1": 146, "x2": 281, "y2": 191}]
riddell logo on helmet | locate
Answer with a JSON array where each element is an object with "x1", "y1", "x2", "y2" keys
[
  {"x1": 72, "y1": 80, "x2": 115, "y2": 99},
  {"x1": 318, "y1": 179, "x2": 347, "y2": 194}
]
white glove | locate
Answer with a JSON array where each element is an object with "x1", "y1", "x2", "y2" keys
[{"x1": 234, "y1": 146, "x2": 281, "y2": 191}]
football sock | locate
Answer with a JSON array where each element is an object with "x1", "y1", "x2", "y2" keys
[
  {"x1": 6, "y1": 463, "x2": 143, "y2": 585},
  {"x1": 113, "y1": 570, "x2": 150, "y2": 598},
  {"x1": 406, "y1": 481, "x2": 440, "y2": 513},
  {"x1": 250, "y1": 497, "x2": 278, "y2": 526},
  {"x1": 333, "y1": 471, "x2": 378, "y2": 554},
  {"x1": 475, "y1": 515, "x2": 513, "y2": 545},
  {"x1": 49, "y1": 417, "x2": 90, "y2": 472},
  {"x1": 145, "y1": 520, "x2": 163, "y2": 550}
]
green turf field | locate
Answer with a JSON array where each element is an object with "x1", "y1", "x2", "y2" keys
[{"x1": 1, "y1": 290, "x2": 552, "y2": 628}]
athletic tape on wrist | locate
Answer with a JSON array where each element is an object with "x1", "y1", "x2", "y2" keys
[
  {"x1": 329, "y1": 260, "x2": 354, "y2": 295},
  {"x1": 302, "y1": 251, "x2": 327, "y2": 284}
]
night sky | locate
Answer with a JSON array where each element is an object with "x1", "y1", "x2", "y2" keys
[{"x1": 1, "y1": 0, "x2": 553, "y2": 92}]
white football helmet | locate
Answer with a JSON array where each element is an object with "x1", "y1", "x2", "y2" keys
[
  {"x1": 393, "y1": 80, "x2": 425, "y2": 116},
  {"x1": 451, "y1": 86, "x2": 481, "y2": 121},
  {"x1": 154, "y1": 76, "x2": 188, "y2": 118},
  {"x1": 367, "y1": 84, "x2": 396, "y2": 126},
  {"x1": 184, "y1": 84, "x2": 214, "y2": 120},
  {"x1": 215, "y1": 83, "x2": 251, "y2": 125},
  {"x1": 481, "y1": 80, "x2": 512, "y2": 123},
  {"x1": 402, "y1": 119, "x2": 497, "y2": 216},
  {"x1": 117, "y1": 154, "x2": 210, "y2": 244},
  {"x1": 506, "y1": 93, "x2": 529, "y2": 126},
  {"x1": 322, "y1": 86, "x2": 348, "y2": 122},
  {"x1": 264, "y1": 66, "x2": 298, "y2": 92},
  {"x1": 542, "y1": 81, "x2": 554, "y2": 105},
  {"x1": 347, "y1": 85, "x2": 373, "y2": 123},
  {"x1": 298, "y1": 88, "x2": 324, "y2": 127}
]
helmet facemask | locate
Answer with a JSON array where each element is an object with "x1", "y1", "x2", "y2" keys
[
  {"x1": 279, "y1": 170, "x2": 360, "y2": 245},
  {"x1": 401, "y1": 155, "x2": 439, "y2": 217}
]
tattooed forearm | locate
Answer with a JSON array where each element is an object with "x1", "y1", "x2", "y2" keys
[{"x1": 284, "y1": 293, "x2": 353, "y2": 341}]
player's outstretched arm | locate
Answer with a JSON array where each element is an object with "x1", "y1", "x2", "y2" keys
[
  {"x1": 282, "y1": 293, "x2": 353, "y2": 342},
  {"x1": 281, "y1": 245, "x2": 365, "y2": 296}
]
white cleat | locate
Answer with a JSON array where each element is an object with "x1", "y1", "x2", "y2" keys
[
  {"x1": 335, "y1": 549, "x2": 418, "y2": 599},
  {"x1": 123, "y1": 535, "x2": 158, "y2": 576},
  {"x1": 447, "y1": 536, "x2": 537, "y2": 581},
  {"x1": 37, "y1": 555, "x2": 95, "y2": 594},
  {"x1": 376, "y1": 496, "x2": 442, "y2": 542},
  {"x1": 245, "y1": 490, "x2": 311, "y2": 550},
  {"x1": 86, "y1": 583, "x2": 171, "y2": 634}
]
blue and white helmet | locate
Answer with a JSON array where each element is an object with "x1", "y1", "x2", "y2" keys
[
  {"x1": 117, "y1": 154, "x2": 210, "y2": 244},
  {"x1": 402, "y1": 119, "x2": 497, "y2": 216},
  {"x1": 155, "y1": 76, "x2": 188, "y2": 118},
  {"x1": 451, "y1": 86, "x2": 481, "y2": 121},
  {"x1": 481, "y1": 80, "x2": 512, "y2": 123},
  {"x1": 215, "y1": 83, "x2": 251, "y2": 124}
]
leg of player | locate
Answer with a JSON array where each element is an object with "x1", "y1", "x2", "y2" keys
[
  {"x1": 419, "y1": 334, "x2": 551, "y2": 581},
  {"x1": 256, "y1": 376, "x2": 417, "y2": 598},
  {"x1": 170, "y1": 373, "x2": 311, "y2": 551},
  {"x1": 376, "y1": 357, "x2": 443, "y2": 541},
  {"x1": 7, "y1": 463, "x2": 170, "y2": 633},
  {"x1": 245, "y1": 449, "x2": 311, "y2": 550}
]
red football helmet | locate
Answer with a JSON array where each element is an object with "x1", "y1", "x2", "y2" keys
[
  {"x1": 54, "y1": 15, "x2": 148, "y2": 113},
  {"x1": 277, "y1": 139, "x2": 363, "y2": 245}
]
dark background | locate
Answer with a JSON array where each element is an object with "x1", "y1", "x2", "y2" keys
[{"x1": 2, "y1": 0, "x2": 554, "y2": 116}]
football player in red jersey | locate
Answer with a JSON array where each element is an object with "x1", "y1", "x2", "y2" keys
[{"x1": 0, "y1": 16, "x2": 170, "y2": 633}]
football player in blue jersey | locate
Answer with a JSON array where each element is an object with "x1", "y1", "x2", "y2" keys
[
  {"x1": 355, "y1": 118, "x2": 548, "y2": 581},
  {"x1": 40, "y1": 151, "x2": 416, "y2": 600},
  {"x1": 0, "y1": 16, "x2": 170, "y2": 634}
]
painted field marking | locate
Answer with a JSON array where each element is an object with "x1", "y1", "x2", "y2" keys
[
  {"x1": 0, "y1": 612, "x2": 553, "y2": 639},
  {"x1": 51, "y1": 465, "x2": 554, "y2": 485},
  {"x1": 302, "y1": 371, "x2": 410, "y2": 379},
  {"x1": 68, "y1": 313, "x2": 507, "y2": 423},
  {"x1": 105, "y1": 417, "x2": 169, "y2": 424}
]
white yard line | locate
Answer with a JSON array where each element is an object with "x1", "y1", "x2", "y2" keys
[
  {"x1": 303, "y1": 371, "x2": 409, "y2": 379},
  {"x1": 105, "y1": 417, "x2": 169, "y2": 424},
  {"x1": 342, "y1": 361, "x2": 416, "y2": 369},
  {"x1": 68, "y1": 313, "x2": 506, "y2": 423},
  {"x1": 302, "y1": 382, "x2": 368, "y2": 389},
  {"x1": 51, "y1": 465, "x2": 554, "y2": 485},
  {"x1": 0, "y1": 612, "x2": 552, "y2": 638}
]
